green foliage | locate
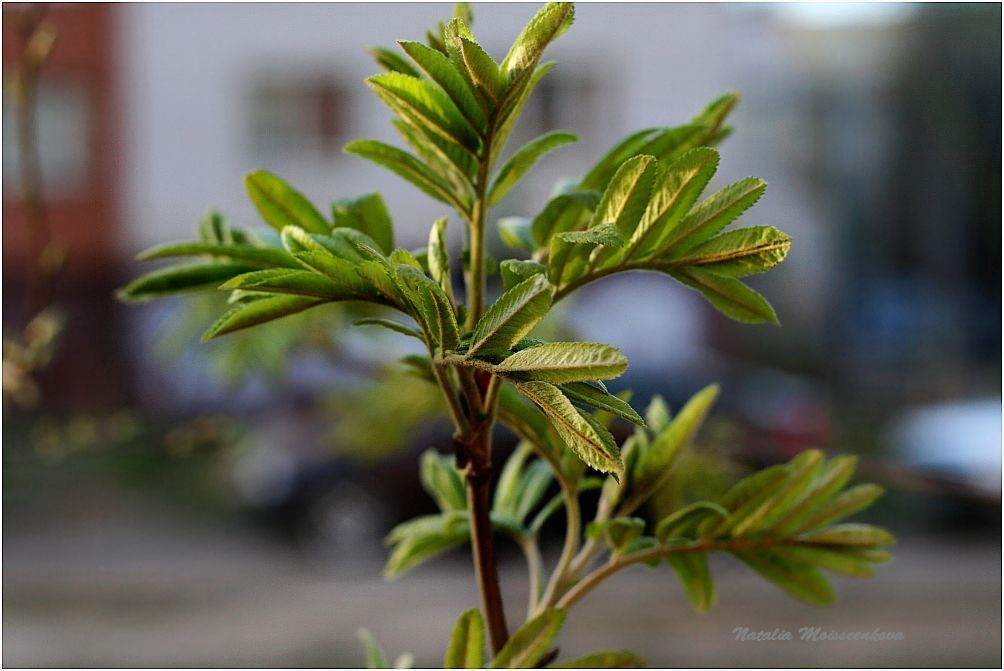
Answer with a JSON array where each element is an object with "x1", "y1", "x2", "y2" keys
[
  {"x1": 120, "y1": 3, "x2": 891, "y2": 667},
  {"x1": 490, "y1": 608, "x2": 566, "y2": 669},
  {"x1": 445, "y1": 608, "x2": 486, "y2": 668},
  {"x1": 466, "y1": 274, "x2": 552, "y2": 356},
  {"x1": 609, "y1": 451, "x2": 892, "y2": 612},
  {"x1": 490, "y1": 131, "x2": 578, "y2": 205},
  {"x1": 245, "y1": 170, "x2": 330, "y2": 235}
]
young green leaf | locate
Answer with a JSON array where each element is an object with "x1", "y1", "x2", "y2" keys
[
  {"x1": 495, "y1": 342, "x2": 628, "y2": 384},
  {"x1": 498, "y1": 217, "x2": 536, "y2": 252},
  {"x1": 667, "y1": 552, "x2": 715, "y2": 613},
  {"x1": 659, "y1": 177, "x2": 767, "y2": 257},
  {"x1": 513, "y1": 459, "x2": 555, "y2": 523},
  {"x1": 734, "y1": 549, "x2": 835, "y2": 606},
  {"x1": 530, "y1": 190, "x2": 600, "y2": 248},
  {"x1": 589, "y1": 155, "x2": 657, "y2": 237},
  {"x1": 730, "y1": 449, "x2": 824, "y2": 538},
  {"x1": 354, "y1": 318, "x2": 423, "y2": 340},
  {"x1": 219, "y1": 268, "x2": 355, "y2": 300},
  {"x1": 667, "y1": 267, "x2": 779, "y2": 325},
  {"x1": 458, "y1": 36, "x2": 504, "y2": 102},
  {"x1": 421, "y1": 449, "x2": 468, "y2": 512},
  {"x1": 331, "y1": 192, "x2": 395, "y2": 254},
  {"x1": 625, "y1": 384, "x2": 719, "y2": 510},
  {"x1": 500, "y1": 259, "x2": 546, "y2": 292},
  {"x1": 501, "y1": 2, "x2": 574, "y2": 80},
  {"x1": 202, "y1": 295, "x2": 325, "y2": 341},
  {"x1": 467, "y1": 274, "x2": 552, "y2": 356},
  {"x1": 578, "y1": 128, "x2": 660, "y2": 192},
  {"x1": 771, "y1": 455, "x2": 858, "y2": 536},
  {"x1": 369, "y1": 46, "x2": 422, "y2": 78},
  {"x1": 444, "y1": 608, "x2": 486, "y2": 669},
  {"x1": 585, "y1": 154, "x2": 658, "y2": 270},
  {"x1": 490, "y1": 608, "x2": 566, "y2": 669},
  {"x1": 394, "y1": 116, "x2": 477, "y2": 189},
  {"x1": 800, "y1": 523, "x2": 895, "y2": 547},
  {"x1": 245, "y1": 170, "x2": 330, "y2": 235},
  {"x1": 395, "y1": 265, "x2": 460, "y2": 350},
  {"x1": 514, "y1": 380, "x2": 622, "y2": 474},
  {"x1": 489, "y1": 131, "x2": 578, "y2": 206},
  {"x1": 796, "y1": 484, "x2": 886, "y2": 533},
  {"x1": 367, "y1": 72, "x2": 480, "y2": 151},
  {"x1": 491, "y1": 61, "x2": 556, "y2": 166},
  {"x1": 384, "y1": 513, "x2": 470, "y2": 579},
  {"x1": 655, "y1": 501, "x2": 729, "y2": 543},
  {"x1": 595, "y1": 517, "x2": 646, "y2": 554},
  {"x1": 398, "y1": 40, "x2": 487, "y2": 131},
  {"x1": 780, "y1": 546, "x2": 881, "y2": 578},
  {"x1": 556, "y1": 223, "x2": 625, "y2": 250},
  {"x1": 493, "y1": 443, "x2": 533, "y2": 519},
  {"x1": 559, "y1": 381, "x2": 644, "y2": 426},
  {"x1": 428, "y1": 217, "x2": 454, "y2": 301},
  {"x1": 691, "y1": 91, "x2": 739, "y2": 143},
  {"x1": 645, "y1": 395, "x2": 671, "y2": 433},
  {"x1": 117, "y1": 262, "x2": 258, "y2": 302},
  {"x1": 357, "y1": 629, "x2": 389, "y2": 669},
  {"x1": 345, "y1": 139, "x2": 468, "y2": 211},
  {"x1": 497, "y1": 384, "x2": 559, "y2": 462},
  {"x1": 621, "y1": 148, "x2": 719, "y2": 262},
  {"x1": 136, "y1": 241, "x2": 299, "y2": 269},
  {"x1": 667, "y1": 226, "x2": 790, "y2": 277},
  {"x1": 699, "y1": 464, "x2": 789, "y2": 539}
]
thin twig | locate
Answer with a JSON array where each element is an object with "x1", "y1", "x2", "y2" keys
[
  {"x1": 519, "y1": 536, "x2": 544, "y2": 619},
  {"x1": 536, "y1": 478, "x2": 582, "y2": 614},
  {"x1": 556, "y1": 537, "x2": 793, "y2": 610}
]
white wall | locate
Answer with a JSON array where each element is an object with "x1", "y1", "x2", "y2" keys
[{"x1": 118, "y1": 4, "x2": 764, "y2": 248}]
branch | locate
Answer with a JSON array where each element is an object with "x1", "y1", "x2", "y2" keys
[
  {"x1": 556, "y1": 536, "x2": 809, "y2": 610},
  {"x1": 535, "y1": 477, "x2": 581, "y2": 614},
  {"x1": 518, "y1": 536, "x2": 544, "y2": 618}
]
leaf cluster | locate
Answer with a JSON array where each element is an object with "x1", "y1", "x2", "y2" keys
[{"x1": 389, "y1": 384, "x2": 893, "y2": 665}]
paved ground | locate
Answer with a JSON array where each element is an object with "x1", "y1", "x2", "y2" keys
[{"x1": 3, "y1": 503, "x2": 1001, "y2": 668}]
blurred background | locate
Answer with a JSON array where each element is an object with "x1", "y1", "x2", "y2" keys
[{"x1": 2, "y1": 2, "x2": 1000, "y2": 667}]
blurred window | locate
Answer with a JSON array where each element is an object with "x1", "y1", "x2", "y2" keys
[
  {"x1": 2, "y1": 78, "x2": 90, "y2": 198},
  {"x1": 248, "y1": 77, "x2": 346, "y2": 160}
]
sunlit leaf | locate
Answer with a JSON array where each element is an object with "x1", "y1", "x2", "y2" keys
[
  {"x1": 490, "y1": 608, "x2": 566, "y2": 669},
  {"x1": 444, "y1": 609, "x2": 486, "y2": 669},
  {"x1": 245, "y1": 170, "x2": 330, "y2": 234}
]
